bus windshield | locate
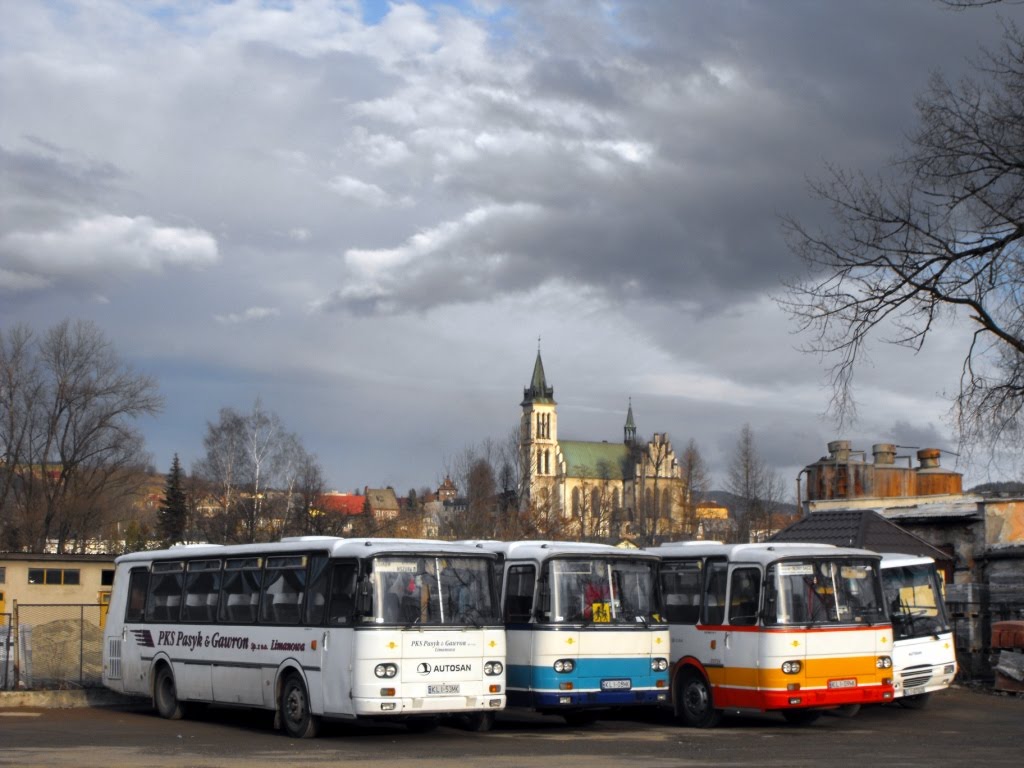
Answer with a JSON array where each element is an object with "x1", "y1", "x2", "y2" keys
[
  {"x1": 882, "y1": 563, "x2": 950, "y2": 639},
  {"x1": 764, "y1": 558, "x2": 886, "y2": 626},
  {"x1": 547, "y1": 558, "x2": 661, "y2": 625},
  {"x1": 372, "y1": 555, "x2": 498, "y2": 626}
]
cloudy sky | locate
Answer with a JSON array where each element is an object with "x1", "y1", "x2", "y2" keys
[{"x1": 1, "y1": 0, "x2": 1016, "y2": 496}]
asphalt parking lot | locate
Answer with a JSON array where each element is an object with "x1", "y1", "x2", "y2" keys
[{"x1": 1, "y1": 686, "x2": 1021, "y2": 768}]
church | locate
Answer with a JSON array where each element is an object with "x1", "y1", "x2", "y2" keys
[{"x1": 519, "y1": 350, "x2": 689, "y2": 544}]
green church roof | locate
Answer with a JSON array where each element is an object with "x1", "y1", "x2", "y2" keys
[{"x1": 560, "y1": 440, "x2": 631, "y2": 479}]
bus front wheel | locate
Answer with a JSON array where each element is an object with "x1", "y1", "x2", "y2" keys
[
  {"x1": 677, "y1": 670, "x2": 721, "y2": 728},
  {"x1": 280, "y1": 673, "x2": 320, "y2": 738},
  {"x1": 154, "y1": 665, "x2": 184, "y2": 720}
]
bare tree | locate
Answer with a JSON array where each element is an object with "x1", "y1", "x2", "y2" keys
[
  {"x1": 0, "y1": 320, "x2": 161, "y2": 551},
  {"x1": 193, "y1": 399, "x2": 324, "y2": 543},
  {"x1": 780, "y1": 22, "x2": 1024, "y2": 465},
  {"x1": 627, "y1": 434, "x2": 678, "y2": 546},
  {"x1": 726, "y1": 424, "x2": 777, "y2": 543},
  {"x1": 678, "y1": 438, "x2": 711, "y2": 539},
  {"x1": 193, "y1": 407, "x2": 247, "y2": 542}
]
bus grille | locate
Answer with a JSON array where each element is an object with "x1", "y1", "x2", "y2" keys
[
  {"x1": 107, "y1": 637, "x2": 122, "y2": 680},
  {"x1": 901, "y1": 664, "x2": 933, "y2": 689}
]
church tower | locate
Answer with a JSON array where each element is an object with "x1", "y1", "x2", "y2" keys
[
  {"x1": 520, "y1": 348, "x2": 558, "y2": 505},
  {"x1": 624, "y1": 398, "x2": 637, "y2": 445}
]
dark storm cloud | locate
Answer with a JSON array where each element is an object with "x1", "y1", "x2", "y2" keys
[
  {"x1": 318, "y1": 1, "x2": 1010, "y2": 318},
  {"x1": 1, "y1": 0, "x2": 1013, "y2": 490}
]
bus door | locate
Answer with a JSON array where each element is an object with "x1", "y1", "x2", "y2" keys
[
  {"x1": 320, "y1": 561, "x2": 358, "y2": 716},
  {"x1": 503, "y1": 564, "x2": 537, "y2": 701},
  {"x1": 722, "y1": 565, "x2": 762, "y2": 705},
  {"x1": 121, "y1": 567, "x2": 150, "y2": 691},
  {"x1": 698, "y1": 559, "x2": 729, "y2": 694}
]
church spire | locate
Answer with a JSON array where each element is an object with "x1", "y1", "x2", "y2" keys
[
  {"x1": 624, "y1": 397, "x2": 636, "y2": 444},
  {"x1": 522, "y1": 347, "x2": 555, "y2": 405}
]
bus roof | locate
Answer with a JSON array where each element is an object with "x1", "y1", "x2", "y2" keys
[
  {"x1": 879, "y1": 552, "x2": 936, "y2": 569},
  {"x1": 114, "y1": 537, "x2": 499, "y2": 565},
  {"x1": 649, "y1": 541, "x2": 881, "y2": 565},
  {"x1": 466, "y1": 539, "x2": 658, "y2": 562}
]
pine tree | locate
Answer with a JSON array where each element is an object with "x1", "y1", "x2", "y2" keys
[{"x1": 158, "y1": 454, "x2": 188, "y2": 546}]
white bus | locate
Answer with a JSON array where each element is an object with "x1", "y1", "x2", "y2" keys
[
  {"x1": 880, "y1": 553, "x2": 957, "y2": 708},
  {"x1": 470, "y1": 540, "x2": 670, "y2": 725},
  {"x1": 651, "y1": 542, "x2": 895, "y2": 726},
  {"x1": 102, "y1": 537, "x2": 506, "y2": 736}
]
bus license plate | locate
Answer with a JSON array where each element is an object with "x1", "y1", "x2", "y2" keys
[
  {"x1": 428, "y1": 684, "x2": 460, "y2": 695},
  {"x1": 601, "y1": 679, "x2": 631, "y2": 691},
  {"x1": 828, "y1": 678, "x2": 856, "y2": 689}
]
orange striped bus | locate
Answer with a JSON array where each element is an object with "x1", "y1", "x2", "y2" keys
[{"x1": 651, "y1": 542, "x2": 894, "y2": 726}]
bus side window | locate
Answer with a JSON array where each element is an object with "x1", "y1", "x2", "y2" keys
[
  {"x1": 125, "y1": 568, "x2": 149, "y2": 623},
  {"x1": 505, "y1": 564, "x2": 536, "y2": 623},
  {"x1": 701, "y1": 560, "x2": 727, "y2": 626},
  {"x1": 145, "y1": 562, "x2": 184, "y2": 623},
  {"x1": 327, "y1": 563, "x2": 358, "y2": 625},
  {"x1": 219, "y1": 558, "x2": 262, "y2": 624},
  {"x1": 728, "y1": 567, "x2": 761, "y2": 626},
  {"x1": 661, "y1": 560, "x2": 701, "y2": 624},
  {"x1": 182, "y1": 560, "x2": 221, "y2": 623},
  {"x1": 304, "y1": 556, "x2": 330, "y2": 625},
  {"x1": 260, "y1": 556, "x2": 307, "y2": 625}
]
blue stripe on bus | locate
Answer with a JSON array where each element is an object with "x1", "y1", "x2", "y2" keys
[{"x1": 508, "y1": 660, "x2": 665, "y2": 692}]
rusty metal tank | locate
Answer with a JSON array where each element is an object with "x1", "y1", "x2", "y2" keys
[
  {"x1": 916, "y1": 448, "x2": 963, "y2": 495},
  {"x1": 803, "y1": 441, "x2": 960, "y2": 501}
]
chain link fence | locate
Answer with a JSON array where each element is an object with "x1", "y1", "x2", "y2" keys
[
  {"x1": 3, "y1": 604, "x2": 104, "y2": 690},
  {"x1": 1, "y1": 613, "x2": 11, "y2": 690}
]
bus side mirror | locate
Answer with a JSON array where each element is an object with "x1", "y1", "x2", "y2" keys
[
  {"x1": 534, "y1": 583, "x2": 550, "y2": 619},
  {"x1": 355, "y1": 581, "x2": 372, "y2": 616}
]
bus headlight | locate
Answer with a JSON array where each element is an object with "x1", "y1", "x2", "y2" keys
[
  {"x1": 374, "y1": 663, "x2": 398, "y2": 678},
  {"x1": 876, "y1": 656, "x2": 893, "y2": 669},
  {"x1": 484, "y1": 661, "x2": 504, "y2": 676},
  {"x1": 553, "y1": 659, "x2": 575, "y2": 673},
  {"x1": 651, "y1": 658, "x2": 669, "y2": 672},
  {"x1": 781, "y1": 660, "x2": 802, "y2": 675}
]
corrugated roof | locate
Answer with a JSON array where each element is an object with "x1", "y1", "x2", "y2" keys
[
  {"x1": 770, "y1": 509, "x2": 950, "y2": 562},
  {"x1": 559, "y1": 440, "x2": 631, "y2": 479}
]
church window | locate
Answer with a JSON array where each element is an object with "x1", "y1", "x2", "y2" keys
[
  {"x1": 571, "y1": 487, "x2": 581, "y2": 516},
  {"x1": 591, "y1": 488, "x2": 601, "y2": 520},
  {"x1": 544, "y1": 450, "x2": 550, "y2": 475},
  {"x1": 537, "y1": 451, "x2": 543, "y2": 475}
]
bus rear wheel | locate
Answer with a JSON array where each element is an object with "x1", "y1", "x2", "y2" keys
[
  {"x1": 154, "y1": 665, "x2": 184, "y2": 720},
  {"x1": 677, "y1": 670, "x2": 721, "y2": 728},
  {"x1": 280, "y1": 673, "x2": 320, "y2": 739}
]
